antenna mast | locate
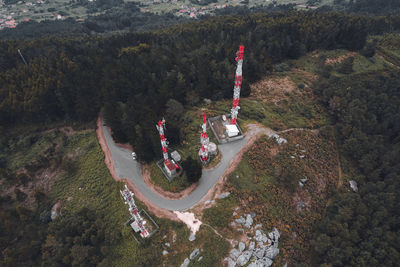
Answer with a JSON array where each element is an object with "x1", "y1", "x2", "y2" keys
[
  {"x1": 200, "y1": 113, "x2": 209, "y2": 163},
  {"x1": 156, "y1": 120, "x2": 169, "y2": 162},
  {"x1": 230, "y1": 45, "x2": 245, "y2": 125}
]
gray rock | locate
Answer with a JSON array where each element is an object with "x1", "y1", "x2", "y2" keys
[
  {"x1": 257, "y1": 241, "x2": 264, "y2": 248},
  {"x1": 198, "y1": 256, "x2": 203, "y2": 262},
  {"x1": 205, "y1": 200, "x2": 210, "y2": 205},
  {"x1": 261, "y1": 235, "x2": 269, "y2": 243},
  {"x1": 180, "y1": 258, "x2": 190, "y2": 267},
  {"x1": 249, "y1": 241, "x2": 255, "y2": 251},
  {"x1": 189, "y1": 233, "x2": 196, "y2": 242},
  {"x1": 236, "y1": 251, "x2": 252, "y2": 266},
  {"x1": 256, "y1": 257, "x2": 273, "y2": 267},
  {"x1": 218, "y1": 192, "x2": 231, "y2": 199},
  {"x1": 162, "y1": 250, "x2": 168, "y2": 255},
  {"x1": 254, "y1": 247, "x2": 265, "y2": 259},
  {"x1": 225, "y1": 257, "x2": 236, "y2": 267},
  {"x1": 238, "y1": 242, "x2": 245, "y2": 252},
  {"x1": 230, "y1": 248, "x2": 240, "y2": 260},
  {"x1": 265, "y1": 247, "x2": 279, "y2": 259},
  {"x1": 255, "y1": 232, "x2": 263, "y2": 242},
  {"x1": 268, "y1": 227, "x2": 280, "y2": 242},
  {"x1": 165, "y1": 242, "x2": 170, "y2": 247},
  {"x1": 297, "y1": 201, "x2": 306, "y2": 211},
  {"x1": 350, "y1": 180, "x2": 358, "y2": 192},
  {"x1": 233, "y1": 211, "x2": 237, "y2": 216},
  {"x1": 300, "y1": 177, "x2": 308, "y2": 183},
  {"x1": 245, "y1": 214, "x2": 253, "y2": 228},
  {"x1": 231, "y1": 222, "x2": 236, "y2": 227},
  {"x1": 254, "y1": 224, "x2": 262, "y2": 229},
  {"x1": 190, "y1": 248, "x2": 200, "y2": 260},
  {"x1": 235, "y1": 216, "x2": 245, "y2": 224},
  {"x1": 299, "y1": 181, "x2": 305, "y2": 188}
]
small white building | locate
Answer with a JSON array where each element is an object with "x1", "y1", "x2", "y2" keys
[
  {"x1": 164, "y1": 160, "x2": 176, "y2": 177},
  {"x1": 225, "y1": 124, "x2": 239, "y2": 137},
  {"x1": 130, "y1": 221, "x2": 141, "y2": 232},
  {"x1": 171, "y1": 150, "x2": 181, "y2": 162}
]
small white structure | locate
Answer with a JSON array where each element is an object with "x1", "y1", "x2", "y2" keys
[
  {"x1": 225, "y1": 124, "x2": 239, "y2": 137},
  {"x1": 208, "y1": 142, "x2": 217, "y2": 155},
  {"x1": 130, "y1": 221, "x2": 141, "y2": 232},
  {"x1": 171, "y1": 150, "x2": 182, "y2": 162},
  {"x1": 164, "y1": 160, "x2": 177, "y2": 177},
  {"x1": 349, "y1": 180, "x2": 358, "y2": 192}
]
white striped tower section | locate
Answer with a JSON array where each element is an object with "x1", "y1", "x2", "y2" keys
[
  {"x1": 156, "y1": 120, "x2": 169, "y2": 162},
  {"x1": 230, "y1": 45, "x2": 245, "y2": 125}
]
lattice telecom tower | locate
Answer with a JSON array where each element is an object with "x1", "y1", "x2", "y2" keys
[
  {"x1": 230, "y1": 45, "x2": 245, "y2": 125},
  {"x1": 156, "y1": 120, "x2": 168, "y2": 162},
  {"x1": 200, "y1": 113, "x2": 210, "y2": 163}
]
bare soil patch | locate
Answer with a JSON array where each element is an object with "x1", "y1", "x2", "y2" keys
[
  {"x1": 325, "y1": 52, "x2": 358, "y2": 65},
  {"x1": 250, "y1": 76, "x2": 297, "y2": 103}
]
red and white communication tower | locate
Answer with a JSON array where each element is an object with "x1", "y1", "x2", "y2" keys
[
  {"x1": 230, "y1": 45, "x2": 245, "y2": 125},
  {"x1": 156, "y1": 120, "x2": 169, "y2": 162},
  {"x1": 200, "y1": 113, "x2": 210, "y2": 163}
]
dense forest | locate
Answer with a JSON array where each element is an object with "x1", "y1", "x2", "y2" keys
[
  {"x1": 2, "y1": 12, "x2": 399, "y2": 162},
  {"x1": 312, "y1": 68, "x2": 400, "y2": 265},
  {"x1": 1, "y1": 9, "x2": 400, "y2": 266}
]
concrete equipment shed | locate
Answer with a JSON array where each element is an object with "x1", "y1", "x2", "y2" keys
[
  {"x1": 171, "y1": 150, "x2": 182, "y2": 162},
  {"x1": 225, "y1": 124, "x2": 240, "y2": 137}
]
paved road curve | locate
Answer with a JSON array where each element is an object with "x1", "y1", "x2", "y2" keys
[{"x1": 102, "y1": 121, "x2": 256, "y2": 211}]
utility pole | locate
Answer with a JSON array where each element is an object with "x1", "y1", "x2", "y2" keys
[{"x1": 230, "y1": 45, "x2": 245, "y2": 125}]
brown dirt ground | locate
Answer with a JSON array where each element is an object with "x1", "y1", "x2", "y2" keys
[
  {"x1": 96, "y1": 117, "x2": 179, "y2": 222},
  {"x1": 250, "y1": 75, "x2": 297, "y2": 103},
  {"x1": 325, "y1": 52, "x2": 358, "y2": 65}
]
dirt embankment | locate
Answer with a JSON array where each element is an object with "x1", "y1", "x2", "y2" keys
[{"x1": 96, "y1": 117, "x2": 179, "y2": 222}]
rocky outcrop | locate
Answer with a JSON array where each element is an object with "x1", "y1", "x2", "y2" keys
[{"x1": 225, "y1": 213, "x2": 281, "y2": 267}]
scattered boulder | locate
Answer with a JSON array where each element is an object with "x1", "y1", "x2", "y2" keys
[
  {"x1": 265, "y1": 247, "x2": 279, "y2": 259},
  {"x1": 189, "y1": 233, "x2": 196, "y2": 242},
  {"x1": 300, "y1": 177, "x2": 308, "y2": 183},
  {"x1": 254, "y1": 247, "x2": 265, "y2": 259},
  {"x1": 297, "y1": 201, "x2": 306, "y2": 211},
  {"x1": 244, "y1": 214, "x2": 253, "y2": 228},
  {"x1": 162, "y1": 250, "x2": 168, "y2": 255},
  {"x1": 198, "y1": 256, "x2": 203, "y2": 262},
  {"x1": 180, "y1": 258, "x2": 190, "y2": 267},
  {"x1": 349, "y1": 180, "x2": 358, "y2": 192},
  {"x1": 225, "y1": 257, "x2": 236, "y2": 267},
  {"x1": 235, "y1": 216, "x2": 245, "y2": 224},
  {"x1": 165, "y1": 242, "x2": 170, "y2": 247},
  {"x1": 254, "y1": 257, "x2": 273, "y2": 267},
  {"x1": 249, "y1": 241, "x2": 255, "y2": 251},
  {"x1": 236, "y1": 251, "x2": 252, "y2": 266},
  {"x1": 218, "y1": 192, "x2": 231, "y2": 199},
  {"x1": 230, "y1": 248, "x2": 240, "y2": 260},
  {"x1": 50, "y1": 201, "x2": 61, "y2": 220},
  {"x1": 190, "y1": 248, "x2": 200, "y2": 260},
  {"x1": 238, "y1": 242, "x2": 245, "y2": 252}
]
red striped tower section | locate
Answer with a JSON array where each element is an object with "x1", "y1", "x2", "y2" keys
[
  {"x1": 230, "y1": 45, "x2": 245, "y2": 125},
  {"x1": 200, "y1": 113, "x2": 209, "y2": 163},
  {"x1": 156, "y1": 120, "x2": 169, "y2": 162}
]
